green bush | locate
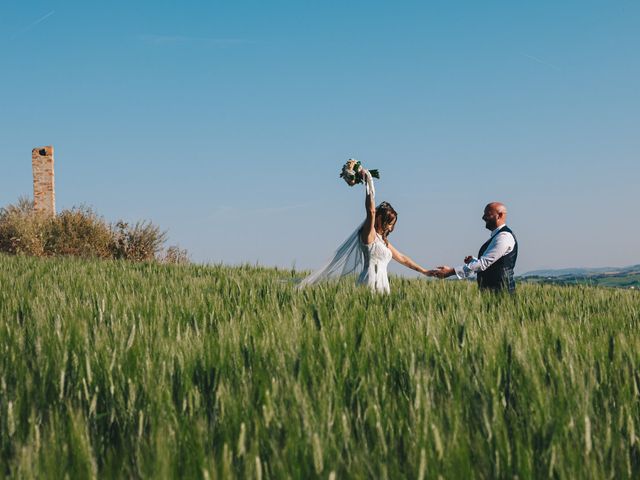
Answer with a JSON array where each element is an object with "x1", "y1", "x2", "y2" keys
[
  {"x1": 111, "y1": 221, "x2": 167, "y2": 262},
  {"x1": 45, "y1": 206, "x2": 113, "y2": 259},
  {"x1": 0, "y1": 197, "x2": 48, "y2": 256},
  {"x1": 0, "y1": 198, "x2": 180, "y2": 263}
]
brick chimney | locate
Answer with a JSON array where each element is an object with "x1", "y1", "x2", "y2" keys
[{"x1": 32, "y1": 146, "x2": 56, "y2": 216}]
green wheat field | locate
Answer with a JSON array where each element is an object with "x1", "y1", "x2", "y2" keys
[{"x1": 1, "y1": 254, "x2": 639, "y2": 479}]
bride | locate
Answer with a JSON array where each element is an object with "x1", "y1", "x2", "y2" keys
[{"x1": 299, "y1": 168, "x2": 430, "y2": 293}]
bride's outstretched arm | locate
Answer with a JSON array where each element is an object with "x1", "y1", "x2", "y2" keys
[
  {"x1": 388, "y1": 242, "x2": 429, "y2": 275},
  {"x1": 360, "y1": 170, "x2": 377, "y2": 245}
]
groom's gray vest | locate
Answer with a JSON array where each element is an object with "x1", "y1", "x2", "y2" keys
[{"x1": 476, "y1": 226, "x2": 518, "y2": 293}]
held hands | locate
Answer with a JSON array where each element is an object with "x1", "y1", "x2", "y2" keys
[
  {"x1": 420, "y1": 268, "x2": 435, "y2": 277},
  {"x1": 422, "y1": 266, "x2": 441, "y2": 278},
  {"x1": 425, "y1": 266, "x2": 456, "y2": 279},
  {"x1": 434, "y1": 266, "x2": 456, "y2": 279},
  {"x1": 422, "y1": 255, "x2": 475, "y2": 278},
  {"x1": 424, "y1": 256, "x2": 472, "y2": 279}
]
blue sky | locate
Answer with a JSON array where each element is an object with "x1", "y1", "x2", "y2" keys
[{"x1": 1, "y1": 1, "x2": 638, "y2": 273}]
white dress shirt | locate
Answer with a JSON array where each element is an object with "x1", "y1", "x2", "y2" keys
[{"x1": 454, "y1": 225, "x2": 516, "y2": 279}]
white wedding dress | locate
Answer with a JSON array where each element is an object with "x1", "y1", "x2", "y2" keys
[
  {"x1": 357, "y1": 232, "x2": 392, "y2": 294},
  {"x1": 299, "y1": 172, "x2": 392, "y2": 293}
]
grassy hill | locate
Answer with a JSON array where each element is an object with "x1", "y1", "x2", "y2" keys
[
  {"x1": 521, "y1": 266, "x2": 640, "y2": 289},
  {"x1": 1, "y1": 254, "x2": 639, "y2": 478}
]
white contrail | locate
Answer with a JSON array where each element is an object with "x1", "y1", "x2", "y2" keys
[
  {"x1": 521, "y1": 52, "x2": 561, "y2": 72},
  {"x1": 10, "y1": 10, "x2": 55, "y2": 39},
  {"x1": 24, "y1": 10, "x2": 56, "y2": 30}
]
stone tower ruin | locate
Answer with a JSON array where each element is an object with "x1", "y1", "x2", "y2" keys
[{"x1": 32, "y1": 146, "x2": 56, "y2": 216}]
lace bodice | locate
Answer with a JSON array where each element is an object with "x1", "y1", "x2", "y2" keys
[{"x1": 358, "y1": 233, "x2": 392, "y2": 294}]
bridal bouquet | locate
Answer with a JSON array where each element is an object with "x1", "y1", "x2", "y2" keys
[{"x1": 339, "y1": 159, "x2": 380, "y2": 186}]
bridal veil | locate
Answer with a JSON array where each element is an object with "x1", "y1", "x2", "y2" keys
[{"x1": 298, "y1": 172, "x2": 375, "y2": 288}]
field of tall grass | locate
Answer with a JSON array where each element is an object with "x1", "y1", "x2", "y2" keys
[{"x1": 1, "y1": 253, "x2": 638, "y2": 478}]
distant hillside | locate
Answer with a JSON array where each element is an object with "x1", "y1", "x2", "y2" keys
[
  {"x1": 520, "y1": 264, "x2": 640, "y2": 289},
  {"x1": 521, "y1": 264, "x2": 640, "y2": 278}
]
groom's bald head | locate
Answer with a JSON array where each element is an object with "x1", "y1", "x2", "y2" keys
[
  {"x1": 483, "y1": 202, "x2": 507, "y2": 230},
  {"x1": 487, "y1": 202, "x2": 507, "y2": 216}
]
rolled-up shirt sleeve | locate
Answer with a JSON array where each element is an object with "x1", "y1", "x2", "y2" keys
[{"x1": 454, "y1": 231, "x2": 515, "y2": 279}]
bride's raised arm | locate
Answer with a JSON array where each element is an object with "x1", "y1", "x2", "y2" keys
[{"x1": 360, "y1": 170, "x2": 377, "y2": 245}]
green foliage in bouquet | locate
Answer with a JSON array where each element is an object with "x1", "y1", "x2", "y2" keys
[{"x1": 339, "y1": 159, "x2": 380, "y2": 186}]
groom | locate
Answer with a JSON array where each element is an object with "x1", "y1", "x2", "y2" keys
[{"x1": 431, "y1": 202, "x2": 518, "y2": 293}]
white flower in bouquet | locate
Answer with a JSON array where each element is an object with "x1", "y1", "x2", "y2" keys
[{"x1": 339, "y1": 159, "x2": 380, "y2": 186}]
